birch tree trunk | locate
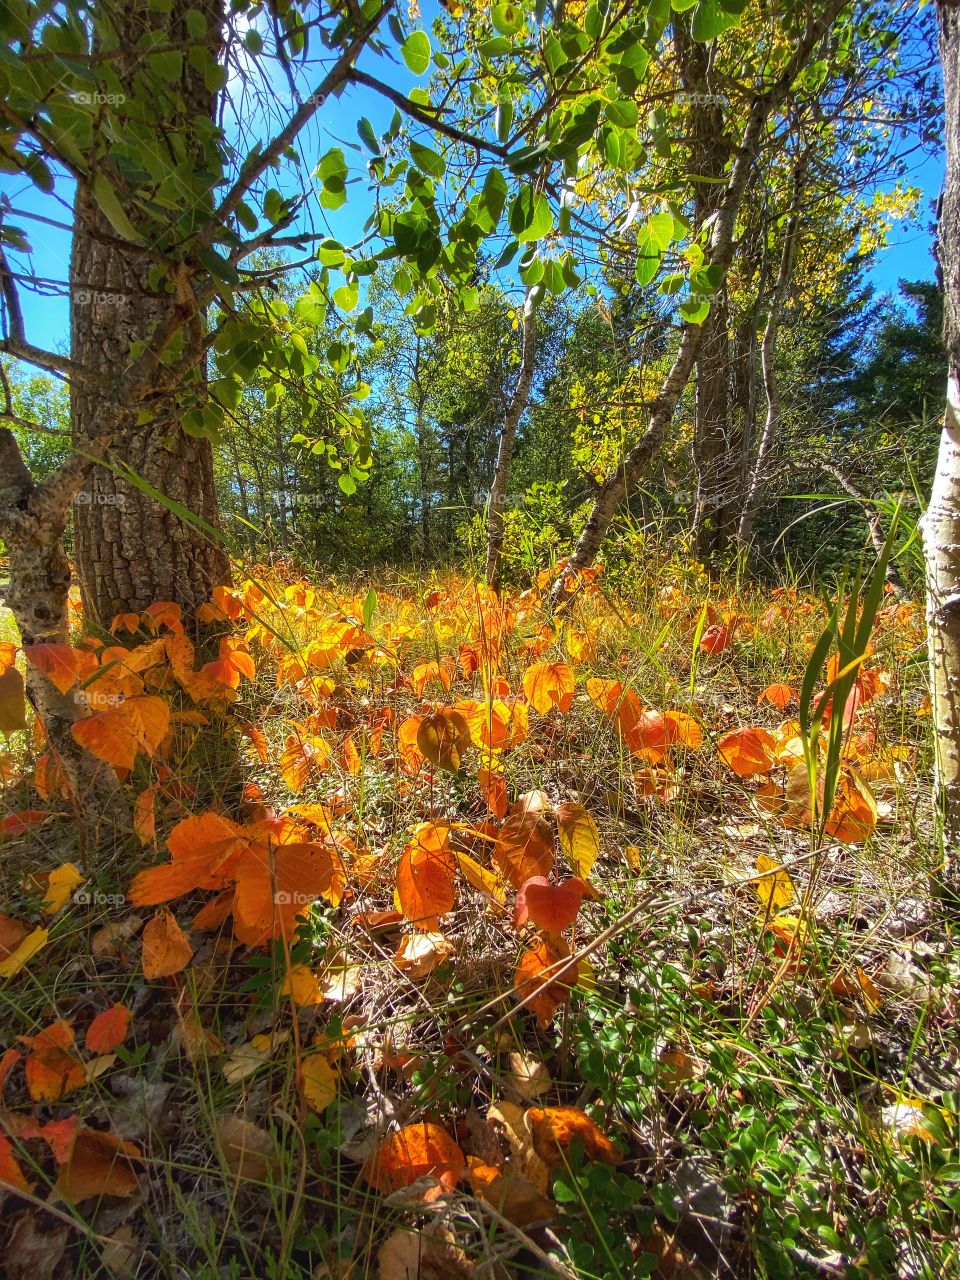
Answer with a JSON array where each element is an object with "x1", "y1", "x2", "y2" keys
[
  {"x1": 485, "y1": 291, "x2": 537, "y2": 592},
  {"x1": 924, "y1": 0, "x2": 960, "y2": 894}
]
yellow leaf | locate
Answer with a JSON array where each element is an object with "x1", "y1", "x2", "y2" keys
[
  {"x1": 301, "y1": 1052, "x2": 337, "y2": 1112},
  {"x1": 42, "y1": 862, "x2": 83, "y2": 914},
  {"x1": 0, "y1": 926, "x2": 49, "y2": 978},
  {"x1": 556, "y1": 801, "x2": 600, "y2": 878},
  {"x1": 754, "y1": 854, "x2": 796, "y2": 914}
]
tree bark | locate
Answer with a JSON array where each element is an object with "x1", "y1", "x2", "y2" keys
[
  {"x1": 485, "y1": 291, "x2": 537, "y2": 592},
  {"x1": 691, "y1": 287, "x2": 734, "y2": 562},
  {"x1": 0, "y1": 430, "x2": 129, "y2": 829},
  {"x1": 738, "y1": 175, "x2": 802, "y2": 546},
  {"x1": 924, "y1": 0, "x2": 960, "y2": 894},
  {"x1": 70, "y1": 0, "x2": 230, "y2": 630},
  {"x1": 552, "y1": 1, "x2": 847, "y2": 603}
]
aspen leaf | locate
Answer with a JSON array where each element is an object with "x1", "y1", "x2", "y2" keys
[
  {"x1": 85, "y1": 1004, "x2": 132, "y2": 1054},
  {"x1": 466, "y1": 1157, "x2": 555, "y2": 1226},
  {"x1": 22, "y1": 1021, "x2": 86, "y2": 1102},
  {"x1": 279, "y1": 963, "x2": 325, "y2": 1006},
  {"x1": 718, "y1": 726, "x2": 777, "y2": 777},
  {"x1": 364, "y1": 1123, "x2": 465, "y2": 1199},
  {"x1": 231, "y1": 840, "x2": 345, "y2": 945},
  {"x1": 0, "y1": 1133, "x2": 31, "y2": 1193},
  {"x1": 514, "y1": 936, "x2": 579, "y2": 1026},
  {"x1": 141, "y1": 908, "x2": 193, "y2": 978},
  {"x1": 393, "y1": 931, "x2": 455, "y2": 978},
  {"x1": 523, "y1": 661, "x2": 574, "y2": 714},
  {"x1": 134, "y1": 787, "x2": 157, "y2": 844},
  {"x1": 556, "y1": 801, "x2": 600, "y2": 877},
  {"x1": 524, "y1": 1106, "x2": 623, "y2": 1167},
  {"x1": 700, "y1": 623, "x2": 733, "y2": 654},
  {"x1": 216, "y1": 1116, "x2": 274, "y2": 1182},
  {"x1": 378, "y1": 1227, "x2": 474, "y2": 1280},
  {"x1": 824, "y1": 768, "x2": 877, "y2": 845},
  {"x1": 455, "y1": 849, "x2": 505, "y2": 903},
  {"x1": 41, "y1": 862, "x2": 83, "y2": 914},
  {"x1": 0, "y1": 913, "x2": 28, "y2": 959},
  {"x1": 504, "y1": 1052, "x2": 552, "y2": 1099}
]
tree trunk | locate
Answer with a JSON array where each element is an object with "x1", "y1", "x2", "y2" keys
[
  {"x1": 924, "y1": 0, "x2": 960, "y2": 895},
  {"x1": 0, "y1": 431, "x2": 129, "y2": 830},
  {"x1": 70, "y1": 0, "x2": 230, "y2": 630},
  {"x1": 815, "y1": 460, "x2": 907, "y2": 598},
  {"x1": 738, "y1": 162, "x2": 804, "y2": 548},
  {"x1": 485, "y1": 292, "x2": 537, "y2": 592},
  {"x1": 552, "y1": 1, "x2": 846, "y2": 603},
  {"x1": 691, "y1": 288, "x2": 734, "y2": 562}
]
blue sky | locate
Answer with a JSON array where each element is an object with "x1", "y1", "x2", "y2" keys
[{"x1": 0, "y1": 12, "x2": 945, "y2": 353}]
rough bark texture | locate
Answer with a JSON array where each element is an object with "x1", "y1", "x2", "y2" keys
[
  {"x1": 925, "y1": 0, "x2": 960, "y2": 894},
  {"x1": 485, "y1": 295, "x2": 537, "y2": 592},
  {"x1": 552, "y1": 1, "x2": 847, "y2": 603},
  {"x1": 70, "y1": 0, "x2": 230, "y2": 629}
]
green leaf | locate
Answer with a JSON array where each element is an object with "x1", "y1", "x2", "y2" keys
[
  {"x1": 495, "y1": 99, "x2": 514, "y2": 143},
  {"x1": 244, "y1": 29, "x2": 263, "y2": 53},
  {"x1": 91, "y1": 172, "x2": 143, "y2": 244},
  {"x1": 491, "y1": 3, "x2": 522, "y2": 35},
  {"x1": 679, "y1": 296, "x2": 711, "y2": 323},
  {"x1": 333, "y1": 281, "x2": 359, "y2": 311},
  {"x1": 409, "y1": 140, "x2": 445, "y2": 179},
  {"x1": 634, "y1": 233, "x2": 660, "y2": 286},
  {"x1": 605, "y1": 98, "x2": 638, "y2": 128},
  {"x1": 509, "y1": 187, "x2": 553, "y2": 243},
  {"x1": 480, "y1": 167, "x2": 508, "y2": 229},
  {"x1": 338, "y1": 474, "x2": 357, "y2": 495},
  {"x1": 647, "y1": 211, "x2": 675, "y2": 250},
  {"x1": 357, "y1": 117, "x2": 380, "y2": 154},
  {"x1": 317, "y1": 238, "x2": 345, "y2": 267},
  {"x1": 479, "y1": 36, "x2": 513, "y2": 58},
  {"x1": 691, "y1": 0, "x2": 741, "y2": 40},
  {"x1": 401, "y1": 30, "x2": 431, "y2": 75}
]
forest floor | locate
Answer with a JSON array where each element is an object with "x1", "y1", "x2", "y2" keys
[{"x1": 0, "y1": 563, "x2": 958, "y2": 1280}]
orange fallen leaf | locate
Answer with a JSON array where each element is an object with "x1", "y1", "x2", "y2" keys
[
  {"x1": 54, "y1": 1128, "x2": 141, "y2": 1202},
  {"x1": 363, "y1": 1122, "x2": 465, "y2": 1199},
  {"x1": 525, "y1": 1106, "x2": 623, "y2": 1167},
  {"x1": 718, "y1": 726, "x2": 778, "y2": 777},
  {"x1": 85, "y1": 1004, "x2": 132, "y2": 1054},
  {"x1": 141, "y1": 908, "x2": 193, "y2": 978}
]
